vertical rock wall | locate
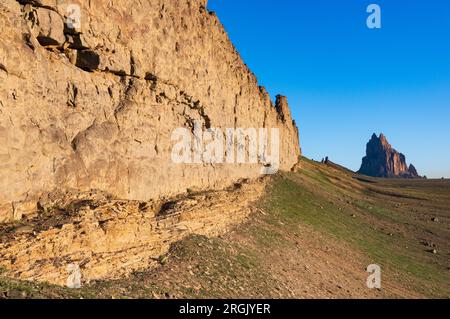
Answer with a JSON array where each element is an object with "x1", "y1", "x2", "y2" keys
[{"x1": 0, "y1": 0, "x2": 301, "y2": 222}]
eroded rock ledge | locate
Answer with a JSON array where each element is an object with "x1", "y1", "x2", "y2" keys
[{"x1": 0, "y1": 178, "x2": 267, "y2": 286}]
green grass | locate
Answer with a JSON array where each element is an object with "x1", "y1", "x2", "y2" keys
[
  {"x1": 1, "y1": 157, "x2": 448, "y2": 298},
  {"x1": 258, "y1": 159, "x2": 450, "y2": 298}
]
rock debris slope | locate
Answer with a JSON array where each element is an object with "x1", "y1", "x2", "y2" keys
[
  {"x1": 0, "y1": 0, "x2": 301, "y2": 223},
  {"x1": 0, "y1": 179, "x2": 267, "y2": 285}
]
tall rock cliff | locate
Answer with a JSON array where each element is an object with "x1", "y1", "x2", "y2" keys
[
  {"x1": 358, "y1": 133, "x2": 420, "y2": 178},
  {"x1": 0, "y1": 0, "x2": 301, "y2": 222}
]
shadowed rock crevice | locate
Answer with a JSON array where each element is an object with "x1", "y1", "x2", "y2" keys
[{"x1": 74, "y1": 50, "x2": 100, "y2": 72}]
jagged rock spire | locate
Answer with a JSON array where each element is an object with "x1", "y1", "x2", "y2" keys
[{"x1": 358, "y1": 133, "x2": 421, "y2": 178}]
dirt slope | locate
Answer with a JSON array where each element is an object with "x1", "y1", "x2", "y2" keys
[{"x1": 1, "y1": 158, "x2": 449, "y2": 299}]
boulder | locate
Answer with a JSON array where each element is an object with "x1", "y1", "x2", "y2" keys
[{"x1": 34, "y1": 8, "x2": 66, "y2": 46}]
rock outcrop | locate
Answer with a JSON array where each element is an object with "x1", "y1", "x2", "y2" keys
[
  {"x1": 358, "y1": 134, "x2": 420, "y2": 178},
  {"x1": 0, "y1": 178, "x2": 267, "y2": 286},
  {"x1": 0, "y1": 0, "x2": 301, "y2": 223}
]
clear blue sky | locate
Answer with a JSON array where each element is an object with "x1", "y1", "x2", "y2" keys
[{"x1": 209, "y1": 0, "x2": 450, "y2": 178}]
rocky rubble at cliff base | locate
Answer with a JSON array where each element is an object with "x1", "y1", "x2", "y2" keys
[{"x1": 0, "y1": 178, "x2": 267, "y2": 286}]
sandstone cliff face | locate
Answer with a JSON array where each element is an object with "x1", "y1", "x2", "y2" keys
[
  {"x1": 0, "y1": 0, "x2": 301, "y2": 222},
  {"x1": 358, "y1": 134, "x2": 420, "y2": 178}
]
